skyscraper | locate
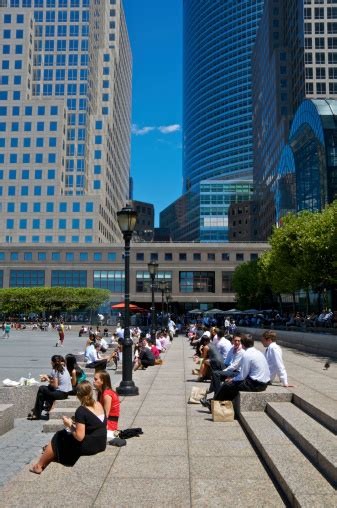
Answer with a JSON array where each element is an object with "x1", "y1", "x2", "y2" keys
[
  {"x1": 183, "y1": 0, "x2": 264, "y2": 192},
  {"x1": 0, "y1": 0, "x2": 131, "y2": 245},
  {"x1": 253, "y1": 0, "x2": 337, "y2": 239},
  {"x1": 161, "y1": 0, "x2": 264, "y2": 241}
]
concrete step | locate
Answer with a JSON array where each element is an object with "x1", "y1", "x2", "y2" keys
[
  {"x1": 48, "y1": 407, "x2": 77, "y2": 420},
  {"x1": 292, "y1": 390, "x2": 337, "y2": 434},
  {"x1": 267, "y1": 402, "x2": 337, "y2": 487},
  {"x1": 240, "y1": 411, "x2": 337, "y2": 507},
  {"x1": 43, "y1": 420, "x2": 64, "y2": 433},
  {"x1": 53, "y1": 397, "x2": 78, "y2": 408}
]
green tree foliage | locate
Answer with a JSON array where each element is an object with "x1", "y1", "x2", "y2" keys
[
  {"x1": 0, "y1": 287, "x2": 110, "y2": 316},
  {"x1": 232, "y1": 201, "x2": 337, "y2": 309},
  {"x1": 232, "y1": 259, "x2": 272, "y2": 310}
]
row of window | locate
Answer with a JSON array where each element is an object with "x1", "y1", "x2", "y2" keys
[
  {"x1": 3, "y1": 251, "x2": 116, "y2": 262},
  {"x1": 5, "y1": 270, "x2": 233, "y2": 294},
  {"x1": 5, "y1": 218, "x2": 94, "y2": 229},
  {"x1": 2, "y1": 251, "x2": 258, "y2": 263}
]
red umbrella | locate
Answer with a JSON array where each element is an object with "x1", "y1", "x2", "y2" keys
[{"x1": 111, "y1": 302, "x2": 147, "y2": 313}]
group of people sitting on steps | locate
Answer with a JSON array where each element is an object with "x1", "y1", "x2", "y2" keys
[
  {"x1": 188, "y1": 325, "x2": 291, "y2": 413},
  {"x1": 28, "y1": 354, "x2": 120, "y2": 475}
]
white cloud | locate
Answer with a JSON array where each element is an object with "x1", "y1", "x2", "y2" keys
[
  {"x1": 158, "y1": 124, "x2": 181, "y2": 134},
  {"x1": 131, "y1": 124, "x2": 155, "y2": 135}
]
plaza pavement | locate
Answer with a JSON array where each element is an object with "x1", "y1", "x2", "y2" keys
[{"x1": 0, "y1": 330, "x2": 336, "y2": 506}]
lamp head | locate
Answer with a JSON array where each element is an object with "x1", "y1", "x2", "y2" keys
[
  {"x1": 148, "y1": 260, "x2": 158, "y2": 276},
  {"x1": 117, "y1": 205, "x2": 137, "y2": 235}
]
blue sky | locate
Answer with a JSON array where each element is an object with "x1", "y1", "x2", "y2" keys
[{"x1": 123, "y1": 0, "x2": 183, "y2": 225}]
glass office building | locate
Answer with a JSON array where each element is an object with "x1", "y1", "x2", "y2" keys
[
  {"x1": 183, "y1": 0, "x2": 264, "y2": 192},
  {"x1": 160, "y1": 1, "x2": 263, "y2": 242},
  {"x1": 275, "y1": 99, "x2": 337, "y2": 221},
  {"x1": 0, "y1": 0, "x2": 131, "y2": 245}
]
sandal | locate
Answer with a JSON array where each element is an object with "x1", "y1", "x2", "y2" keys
[
  {"x1": 29, "y1": 464, "x2": 43, "y2": 475},
  {"x1": 27, "y1": 415, "x2": 39, "y2": 421}
]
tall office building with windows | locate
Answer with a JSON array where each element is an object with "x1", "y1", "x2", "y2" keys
[
  {"x1": 161, "y1": 0, "x2": 264, "y2": 241},
  {"x1": 0, "y1": 0, "x2": 131, "y2": 245},
  {"x1": 253, "y1": 0, "x2": 337, "y2": 239}
]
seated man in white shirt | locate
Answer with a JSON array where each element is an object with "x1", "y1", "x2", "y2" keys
[
  {"x1": 206, "y1": 335, "x2": 245, "y2": 396},
  {"x1": 202, "y1": 335, "x2": 270, "y2": 410},
  {"x1": 215, "y1": 329, "x2": 232, "y2": 363},
  {"x1": 261, "y1": 330, "x2": 291, "y2": 387},
  {"x1": 85, "y1": 342, "x2": 108, "y2": 371}
]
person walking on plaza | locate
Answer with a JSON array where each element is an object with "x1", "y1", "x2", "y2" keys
[
  {"x1": 2, "y1": 322, "x2": 11, "y2": 339},
  {"x1": 55, "y1": 321, "x2": 65, "y2": 347},
  {"x1": 261, "y1": 330, "x2": 292, "y2": 387},
  {"x1": 168, "y1": 317, "x2": 176, "y2": 342}
]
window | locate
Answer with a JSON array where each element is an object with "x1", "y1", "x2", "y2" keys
[
  {"x1": 24, "y1": 252, "x2": 32, "y2": 261},
  {"x1": 52, "y1": 252, "x2": 60, "y2": 261},
  {"x1": 193, "y1": 253, "x2": 201, "y2": 261},
  {"x1": 107, "y1": 252, "x2": 116, "y2": 262},
  {"x1": 10, "y1": 252, "x2": 19, "y2": 261},
  {"x1": 94, "y1": 271, "x2": 125, "y2": 292},
  {"x1": 222, "y1": 272, "x2": 233, "y2": 293},
  {"x1": 208, "y1": 253, "x2": 215, "y2": 261},
  {"x1": 66, "y1": 253, "x2": 74, "y2": 262},
  {"x1": 38, "y1": 252, "x2": 46, "y2": 261},
  {"x1": 52, "y1": 271, "x2": 87, "y2": 288},
  {"x1": 136, "y1": 253, "x2": 144, "y2": 261},
  {"x1": 236, "y1": 253, "x2": 244, "y2": 261},
  {"x1": 165, "y1": 253, "x2": 172, "y2": 261},
  {"x1": 179, "y1": 253, "x2": 187, "y2": 261},
  {"x1": 250, "y1": 253, "x2": 258, "y2": 261},
  {"x1": 10, "y1": 270, "x2": 45, "y2": 287},
  {"x1": 80, "y1": 252, "x2": 88, "y2": 261},
  {"x1": 150, "y1": 253, "x2": 158, "y2": 261},
  {"x1": 179, "y1": 272, "x2": 215, "y2": 293},
  {"x1": 94, "y1": 252, "x2": 102, "y2": 261},
  {"x1": 136, "y1": 271, "x2": 172, "y2": 293}
]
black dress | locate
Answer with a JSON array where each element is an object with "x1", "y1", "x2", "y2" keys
[{"x1": 51, "y1": 405, "x2": 107, "y2": 466}]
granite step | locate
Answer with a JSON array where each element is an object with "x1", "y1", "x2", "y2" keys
[
  {"x1": 43, "y1": 420, "x2": 64, "y2": 433},
  {"x1": 240, "y1": 411, "x2": 337, "y2": 507},
  {"x1": 53, "y1": 397, "x2": 78, "y2": 408},
  {"x1": 292, "y1": 389, "x2": 337, "y2": 434},
  {"x1": 266, "y1": 402, "x2": 337, "y2": 487},
  {"x1": 48, "y1": 407, "x2": 77, "y2": 420}
]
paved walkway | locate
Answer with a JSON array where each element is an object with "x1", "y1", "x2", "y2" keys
[
  {"x1": 0, "y1": 337, "x2": 285, "y2": 507},
  {"x1": 0, "y1": 334, "x2": 336, "y2": 506}
]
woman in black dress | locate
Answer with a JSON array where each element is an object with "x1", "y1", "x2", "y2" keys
[{"x1": 29, "y1": 381, "x2": 107, "y2": 473}]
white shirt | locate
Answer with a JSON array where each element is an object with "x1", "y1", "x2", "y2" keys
[
  {"x1": 216, "y1": 337, "x2": 232, "y2": 362},
  {"x1": 233, "y1": 347, "x2": 270, "y2": 383},
  {"x1": 85, "y1": 344, "x2": 98, "y2": 363},
  {"x1": 223, "y1": 346, "x2": 245, "y2": 374},
  {"x1": 168, "y1": 320, "x2": 176, "y2": 332},
  {"x1": 265, "y1": 342, "x2": 288, "y2": 386}
]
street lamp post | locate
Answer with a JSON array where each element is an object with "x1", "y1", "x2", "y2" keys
[
  {"x1": 148, "y1": 260, "x2": 158, "y2": 343},
  {"x1": 159, "y1": 281, "x2": 167, "y2": 327},
  {"x1": 116, "y1": 205, "x2": 139, "y2": 397}
]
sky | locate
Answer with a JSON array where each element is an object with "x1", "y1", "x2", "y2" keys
[{"x1": 123, "y1": 0, "x2": 183, "y2": 225}]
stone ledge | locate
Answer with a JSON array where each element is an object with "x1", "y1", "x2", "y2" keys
[
  {"x1": 0, "y1": 404, "x2": 14, "y2": 436},
  {"x1": 0, "y1": 385, "x2": 39, "y2": 418},
  {"x1": 233, "y1": 385, "x2": 293, "y2": 414}
]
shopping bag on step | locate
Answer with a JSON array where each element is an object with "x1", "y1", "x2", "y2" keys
[
  {"x1": 188, "y1": 385, "x2": 207, "y2": 404},
  {"x1": 211, "y1": 400, "x2": 234, "y2": 422}
]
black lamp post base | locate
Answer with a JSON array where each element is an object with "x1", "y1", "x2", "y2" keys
[{"x1": 117, "y1": 381, "x2": 139, "y2": 397}]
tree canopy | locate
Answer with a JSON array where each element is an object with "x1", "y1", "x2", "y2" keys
[
  {"x1": 0, "y1": 287, "x2": 111, "y2": 316},
  {"x1": 232, "y1": 201, "x2": 337, "y2": 310}
]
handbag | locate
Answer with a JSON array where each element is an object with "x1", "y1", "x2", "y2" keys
[
  {"x1": 188, "y1": 386, "x2": 207, "y2": 404},
  {"x1": 211, "y1": 400, "x2": 234, "y2": 422}
]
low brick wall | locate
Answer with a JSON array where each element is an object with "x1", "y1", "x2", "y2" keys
[
  {"x1": 238, "y1": 327, "x2": 337, "y2": 359},
  {"x1": 0, "y1": 385, "x2": 39, "y2": 418}
]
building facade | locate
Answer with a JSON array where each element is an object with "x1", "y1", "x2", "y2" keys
[
  {"x1": 0, "y1": 0, "x2": 131, "y2": 245},
  {"x1": 161, "y1": 0, "x2": 264, "y2": 242},
  {"x1": 0, "y1": 242, "x2": 269, "y2": 312},
  {"x1": 276, "y1": 99, "x2": 337, "y2": 220},
  {"x1": 130, "y1": 200, "x2": 154, "y2": 242},
  {"x1": 253, "y1": 0, "x2": 337, "y2": 239},
  {"x1": 228, "y1": 200, "x2": 259, "y2": 242}
]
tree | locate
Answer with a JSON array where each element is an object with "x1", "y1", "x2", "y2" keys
[
  {"x1": 0, "y1": 287, "x2": 111, "y2": 317},
  {"x1": 232, "y1": 259, "x2": 272, "y2": 310}
]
